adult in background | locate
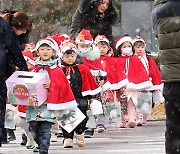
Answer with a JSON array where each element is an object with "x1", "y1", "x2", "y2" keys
[
  {"x1": 151, "y1": 0, "x2": 180, "y2": 153},
  {"x1": 0, "y1": 14, "x2": 29, "y2": 147},
  {"x1": 70, "y1": 0, "x2": 118, "y2": 56}
]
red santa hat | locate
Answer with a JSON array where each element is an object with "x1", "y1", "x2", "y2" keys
[
  {"x1": 76, "y1": 29, "x2": 93, "y2": 45},
  {"x1": 94, "y1": 35, "x2": 109, "y2": 45},
  {"x1": 47, "y1": 34, "x2": 70, "y2": 47},
  {"x1": 35, "y1": 38, "x2": 59, "y2": 54},
  {"x1": 60, "y1": 40, "x2": 77, "y2": 55},
  {"x1": 115, "y1": 36, "x2": 133, "y2": 49},
  {"x1": 22, "y1": 50, "x2": 35, "y2": 65},
  {"x1": 132, "y1": 37, "x2": 146, "y2": 46}
]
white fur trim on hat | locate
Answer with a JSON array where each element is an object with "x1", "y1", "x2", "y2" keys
[
  {"x1": 116, "y1": 36, "x2": 133, "y2": 49},
  {"x1": 132, "y1": 38, "x2": 146, "y2": 46},
  {"x1": 24, "y1": 56, "x2": 35, "y2": 65},
  {"x1": 47, "y1": 37, "x2": 60, "y2": 54},
  {"x1": 94, "y1": 38, "x2": 109, "y2": 45},
  {"x1": 35, "y1": 39, "x2": 57, "y2": 52},
  {"x1": 75, "y1": 39, "x2": 93, "y2": 45}
]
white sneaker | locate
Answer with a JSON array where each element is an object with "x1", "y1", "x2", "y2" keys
[
  {"x1": 26, "y1": 139, "x2": 36, "y2": 149},
  {"x1": 51, "y1": 134, "x2": 57, "y2": 142}
]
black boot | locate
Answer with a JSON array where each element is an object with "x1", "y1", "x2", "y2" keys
[
  {"x1": 7, "y1": 129, "x2": 16, "y2": 141},
  {"x1": 20, "y1": 133, "x2": 27, "y2": 145}
]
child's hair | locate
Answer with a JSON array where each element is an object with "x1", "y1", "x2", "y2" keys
[
  {"x1": 134, "y1": 41, "x2": 145, "y2": 47},
  {"x1": 38, "y1": 43, "x2": 51, "y2": 49},
  {"x1": 98, "y1": 41, "x2": 110, "y2": 46},
  {"x1": 64, "y1": 49, "x2": 76, "y2": 55}
]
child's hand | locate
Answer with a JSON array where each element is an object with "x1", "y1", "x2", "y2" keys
[
  {"x1": 99, "y1": 80, "x2": 104, "y2": 87},
  {"x1": 43, "y1": 80, "x2": 50, "y2": 89}
]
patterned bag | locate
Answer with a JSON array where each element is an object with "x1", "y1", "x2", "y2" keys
[{"x1": 137, "y1": 92, "x2": 153, "y2": 114}]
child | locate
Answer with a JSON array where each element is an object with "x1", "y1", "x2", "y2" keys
[
  {"x1": 26, "y1": 38, "x2": 76, "y2": 154},
  {"x1": 75, "y1": 29, "x2": 104, "y2": 137},
  {"x1": 18, "y1": 49, "x2": 36, "y2": 148},
  {"x1": 94, "y1": 35, "x2": 129, "y2": 132},
  {"x1": 116, "y1": 35, "x2": 153, "y2": 128},
  {"x1": 132, "y1": 36, "x2": 163, "y2": 126},
  {"x1": 60, "y1": 40, "x2": 102, "y2": 148}
]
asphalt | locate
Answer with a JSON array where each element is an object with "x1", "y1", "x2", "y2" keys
[{"x1": 0, "y1": 120, "x2": 166, "y2": 154}]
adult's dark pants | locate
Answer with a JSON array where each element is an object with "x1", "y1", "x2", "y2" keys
[
  {"x1": 163, "y1": 82, "x2": 180, "y2": 154},
  {"x1": 0, "y1": 90, "x2": 7, "y2": 143},
  {"x1": 29, "y1": 121, "x2": 52, "y2": 153}
]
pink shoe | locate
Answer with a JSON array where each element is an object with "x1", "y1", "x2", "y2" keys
[
  {"x1": 128, "y1": 122, "x2": 136, "y2": 128},
  {"x1": 119, "y1": 121, "x2": 127, "y2": 128}
]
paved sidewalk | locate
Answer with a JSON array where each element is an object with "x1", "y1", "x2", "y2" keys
[{"x1": 0, "y1": 121, "x2": 165, "y2": 154}]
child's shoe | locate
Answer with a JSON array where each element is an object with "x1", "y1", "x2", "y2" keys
[
  {"x1": 75, "y1": 134, "x2": 85, "y2": 147},
  {"x1": 128, "y1": 122, "x2": 136, "y2": 128},
  {"x1": 20, "y1": 134, "x2": 27, "y2": 145},
  {"x1": 143, "y1": 115, "x2": 148, "y2": 124},
  {"x1": 119, "y1": 121, "x2": 127, "y2": 128},
  {"x1": 84, "y1": 129, "x2": 94, "y2": 138},
  {"x1": 32, "y1": 145, "x2": 39, "y2": 152},
  {"x1": 96, "y1": 124, "x2": 106, "y2": 133},
  {"x1": 26, "y1": 139, "x2": 36, "y2": 149},
  {"x1": 51, "y1": 133, "x2": 57, "y2": 142},
  {"x1": 136, "y1": 113, "x2": 143, "y2": 126},
  {"x1": 63, "y1": 139, "x2": 73, "y2": 148}
]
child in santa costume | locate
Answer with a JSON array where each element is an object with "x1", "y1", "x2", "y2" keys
[
  {"x1": 26, "y1": 37, "x2": 76, "y2": 154},
  {"x1": 116, "y1": 35, "x2": 153, "y2": 128},
  {"x1": 75, "y1": 29, "x2": 105, "y2": 137},
  {"x1": 132, "y1": 36, "x2": 163, "y2": 126},
  {"x1": 60, "y1": 40, "x2": 102, "y2": 148},
  {"x1": 94, "y1": 35, "x2": 129, "y2": 132},
  {"x1": 17, "y1": 49, "x2": 36, "y2": 148}
]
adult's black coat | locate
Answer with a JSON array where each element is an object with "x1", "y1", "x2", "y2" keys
[
  {"x1": 0, "y1": 17, "x2": 28, "y2": 142},
  {"x1": 70, "y1": 0, "x2": 118, "y2": 56}
]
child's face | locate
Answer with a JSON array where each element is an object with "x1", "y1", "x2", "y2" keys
[
  {"x1": 97, "y1": 42, "x2": 110, "y2": 56},
  {"x1": 77, "y1": 43, "x2": 91, "y2": 54},
  {"x1": 37, "y1": 46, "x2": 55, "y2": 61},
  {"x1": 134, "y1": 43, "x2": 145, "y2": 56},
  {"x1": 62, "y1": 52, "x2": 77, "y2": 65},
  {"x1": 121, "y1": 41, "x2": 132, "y2": 49}
]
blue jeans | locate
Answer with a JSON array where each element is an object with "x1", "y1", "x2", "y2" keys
[{"x1": 29, "y1": 121, "x2": 52, "y2": 152}]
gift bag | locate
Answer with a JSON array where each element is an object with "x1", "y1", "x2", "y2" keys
[
  {"x1": 5, "y1": 104, "x2": 16, "y2": 129},
  {"x1": 137, "y1": 92, "x2": 152, "y2": 114},
  {"x1": 106, "y1": 101, "x2": 121, "y2": 124},
  {"x1": 90, "y1": 99, "x2": 103, "y2": 115},
  {"x1": 152, "y1": 91, "x2": 165, "y2": 104},
  {"x1": 57, "y1": 107, "x2": 86, "y2": 133}
]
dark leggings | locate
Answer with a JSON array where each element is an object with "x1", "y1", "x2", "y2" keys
[{"x1": 164, "y1": 82, "x2": 180, "y2": 154}]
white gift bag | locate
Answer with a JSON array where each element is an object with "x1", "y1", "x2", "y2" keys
[
  {"x1": 5, "y1": 104, "x2": 16, "y2": 129},
  {"x1": 153, "y1": 91, "x2": 165, "y2": 104},
  {"x1": 137, "y1": 92, "x2": 153, "y2": 114},
  {"x1": 90, "y1": 99, "x2": 103, "y2": 115},
  {"x1": 57, "y1": 107, "x2": 86, "y2": 133}
]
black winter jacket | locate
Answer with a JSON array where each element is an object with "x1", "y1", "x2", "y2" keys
[
  {"x1": 151, "y1": 0, "x2": 180, "y2": 82},
  {"x1": 0, "y1": 17, "x2": 28, "y2": 95},
  {"x1": 70, "y1": 0, "x2": 118, "y2": 56}
]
